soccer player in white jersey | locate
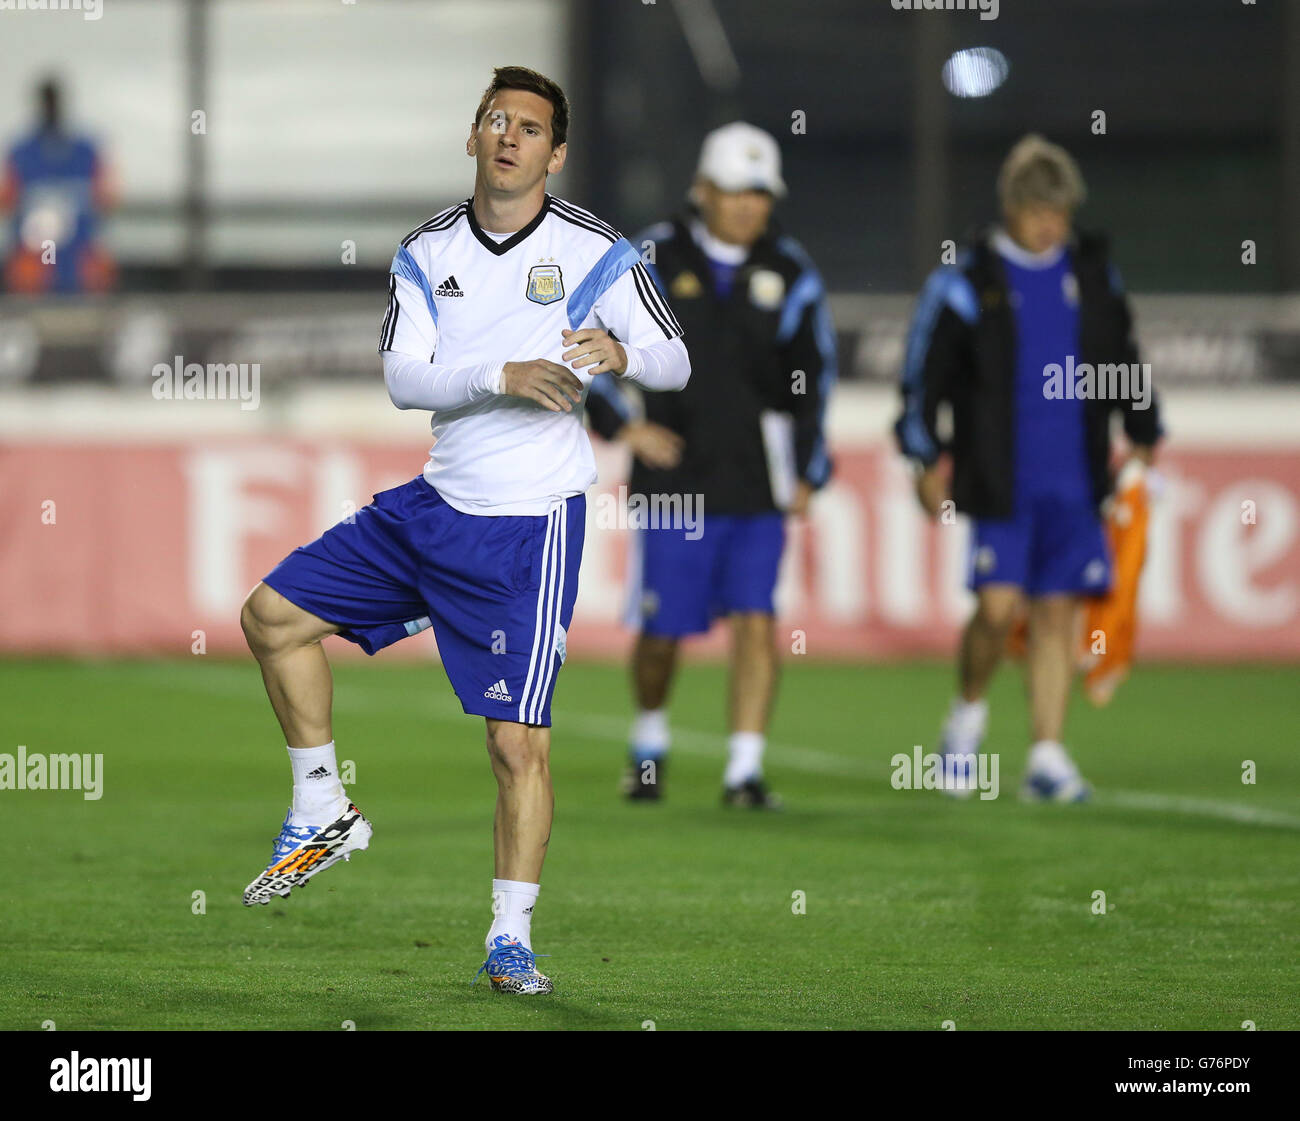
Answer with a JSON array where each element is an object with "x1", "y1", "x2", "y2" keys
[{"x1": 238, "y1": 67, "x2": 689, "y2": 995}]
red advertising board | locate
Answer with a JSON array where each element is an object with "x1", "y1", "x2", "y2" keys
[{"x1": 4, "y1": 436, "x2": 1297, "y2": 661}]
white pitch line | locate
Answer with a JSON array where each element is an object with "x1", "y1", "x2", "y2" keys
[
  {"x1": 1095, "y1": 790, "x2": 1300, "y2": 831},
  {"x1": 140, "y1": 664, "x2": 1300, "y2": 830}
]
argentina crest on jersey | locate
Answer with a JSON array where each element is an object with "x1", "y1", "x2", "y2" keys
[{"x1": 526, "y1": 262, "x2": 564, "y2": 305}]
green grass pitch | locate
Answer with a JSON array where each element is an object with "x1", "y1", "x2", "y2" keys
[{"x1": 1, "y1": 655, "x2": 1296, "y2": 1030}]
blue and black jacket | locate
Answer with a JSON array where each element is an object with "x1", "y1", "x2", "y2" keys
[
  {"x1": 894, "y1": 227, "x2": 1162, "y2": 518},
  {"x1": 587, "y1": 213, "x2": 836, "y2": 513}
]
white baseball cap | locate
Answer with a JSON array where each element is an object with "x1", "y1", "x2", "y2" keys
[{"x1": 694, "y1": 122, "x2": 787, "y2": 198}]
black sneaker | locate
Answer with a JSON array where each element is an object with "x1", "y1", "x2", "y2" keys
[
  {"x1": 623, "y1": 753, "x2": 665, "y2": 801},
  {"x1": 722, "y1": 778, "x2": 783, "y2": 810}
]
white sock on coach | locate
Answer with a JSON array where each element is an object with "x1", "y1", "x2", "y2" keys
[
  {"x1": 943, "y1": 696, "x2": 989, "y2": 755},
  {"x1": 487, "y1": 878, "x2": 540, "y2": 951},
  {"x1": 724, "y1": 731, "x2": 765, "y2": 788},
  {"x1": 630, "y1": 709, "x2": 669, "y2": 757},
  {"x1": 288, "y1": 742, "x2": 350, "y2": 823},
  {"x1": 1028, "y1": 740, "x2": 1073, "y2": 777}
]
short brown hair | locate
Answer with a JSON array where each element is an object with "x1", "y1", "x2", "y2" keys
[
  {"x1": 998, "y1": 133, "x2": 1086, "y2": 214},
  {"x1": 473, "y1": 66, "x2": 569, "y2": 149}
]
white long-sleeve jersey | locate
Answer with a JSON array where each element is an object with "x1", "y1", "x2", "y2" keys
[{"x1": 379, "y1": 194, "x2": 689, "y2": 516}]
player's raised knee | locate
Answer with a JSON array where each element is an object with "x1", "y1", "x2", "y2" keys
[
  {"x1": 241, "y1": 582, "x2": 326, "y2": 657},
  {"x1": 240, "y1": 583, "x2": 278, "y2": 654}
]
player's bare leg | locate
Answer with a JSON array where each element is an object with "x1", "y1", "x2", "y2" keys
[
  {"x1": 722, "y1": 610, "x2": 782, "y2": 807},
  {"x1": 729, "y1": 610, "x2": 778, "y2": 733},
  {"x1": 959, "y1": 583, "x2": 1024, "y2": 702},
  {"x1": 938, "y1": 583, "x2": 1024, "y2": 796},
  {"x1": 623, "y1": 633, "x2": 678, "y2": 799},
  {"x1": 479, "y1": 719, "x2": 555, "y2": 994},
  {"x1": 240, "y1": 582, "x2": 338, "y2": 748},
  {"x1": 239, "y1": 582, "x2": 371, "y2": 905},
  {"x1": 633, "y1": 632, "x2": 679, "y2": 711},
  {"x1": 1021, "y1": 594, "x2": 1091, "y2": 801},
  {"x1": 1025, "y1": 594, "x2": 1076, "y2": 744},
  {"x1": 485, "y1": 719, "x2": 553, "y2": 883}
]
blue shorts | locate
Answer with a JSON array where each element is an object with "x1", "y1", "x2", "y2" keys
[
  {"x1": 969, "y1": 490, "x2": 1111, "y2": 597},
  {"x1": 631, "y1": 512, "x2": 785, "y2": 637},
  {"x1": 263, "y1": 477, "x2": 584, "y2": 726}
]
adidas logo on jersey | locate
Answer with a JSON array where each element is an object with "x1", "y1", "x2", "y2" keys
[
  {"x1": 484, "y1": 679, "x2": 513, "y2": 702},
  {"x1": 435, "y1": 275, "x2": 465, "y2": 297}
]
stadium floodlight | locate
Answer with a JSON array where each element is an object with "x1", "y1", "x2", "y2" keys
[{"x1": 941, "y1": 46, "x2": 1010, "y2": 98}]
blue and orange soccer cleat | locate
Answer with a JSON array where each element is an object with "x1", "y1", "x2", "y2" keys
[
  {"x1": 242, "y1": 802, "x2": 372, "y2": 906},
  {"x1": 473, "y1": 935, "x2": 554, "y2": 995}
]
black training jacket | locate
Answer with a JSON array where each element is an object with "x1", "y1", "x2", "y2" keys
[
  {"x1": 587, "y1": 214, "x2": 835, "y2": 513},
  {"x1": 893, "y1": 227, "x2": 1163, "y2": 518}
]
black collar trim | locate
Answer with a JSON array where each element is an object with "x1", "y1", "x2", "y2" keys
[{"x1": 465, "y1": 194, "x2": 552, "y2": 255}]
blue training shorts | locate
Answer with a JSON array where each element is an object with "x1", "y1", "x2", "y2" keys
[
  {"x1": 969, "y1": 490, "x2": 1111, "y2": 597},
  {"x1": 262, "y1": 477, "x2": 585, "y2": 726},
  {"x1": 631, "y1": 512, "x2": 785, "y2": 638}
]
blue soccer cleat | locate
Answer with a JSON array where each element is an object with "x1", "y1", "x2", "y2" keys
[
  {"x1": 474, "y1": 935, "x2": 553, "y2": 995},
  {"x1": 242, "y1": 802, "x2": 372, "y2": 906},
  {"x1": 1021, "y1": 767, "x2": 1092, "y2": 803}
]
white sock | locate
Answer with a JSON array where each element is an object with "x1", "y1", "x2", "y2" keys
[
  {"x1": 943, "y1": 697, "x2": 988, "y2": 755},
  {"x1": 288, "y1": 742, "x2": 349, "y2": 823},
  {"x1": 724, "y1": 731, "x2": 765, "y2": 788},
  {"x1": 1028, "y1": 740, "x2": 1073, "y2": 776},
  {"x1": 487, "y1": 879, "x2": 539, "y2": 951},
  {"x1": 630, "y1": 709, "x2": 669, "y2": 758}
]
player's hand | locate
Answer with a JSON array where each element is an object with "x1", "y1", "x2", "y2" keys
[
  {"x1": 501, "y1": 359, "x2": 584, "y2": 412},
  {"x1": 561, "y1": 327, "x2": 627, "y2": 376},
  {"x1": 787, "y1": 480, "x2": 814, "y2": 517},
  {"x1": 619, "y1": 420, "x2": 684, "y2": 469},
  {"x1": 914, "y1": 464, "x2": 949, "y2": 518}
]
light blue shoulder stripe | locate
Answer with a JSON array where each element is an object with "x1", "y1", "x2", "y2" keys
[
  {"x1": 897, "y1": 263, "x2": 977, "y2": 461},
  {"x1": 392, "y1": 246, "x2": 438, "y2": 326},
  {"x1": 769, "y1": 239, "x2": 838, "y2": 486},
  {"x1": 942, "y1": 264, "x2": 978, "y2": 324},
  {"x1": 776, "y1": 267, "x2": 825, "y2": 344},
  {"x1": 567, "y1": 237, "x2": 641, "y2": 330}
]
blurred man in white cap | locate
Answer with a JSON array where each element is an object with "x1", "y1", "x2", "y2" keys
[{"x1": 588, "y1": 121, "x2": 836, "y2": 808}]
